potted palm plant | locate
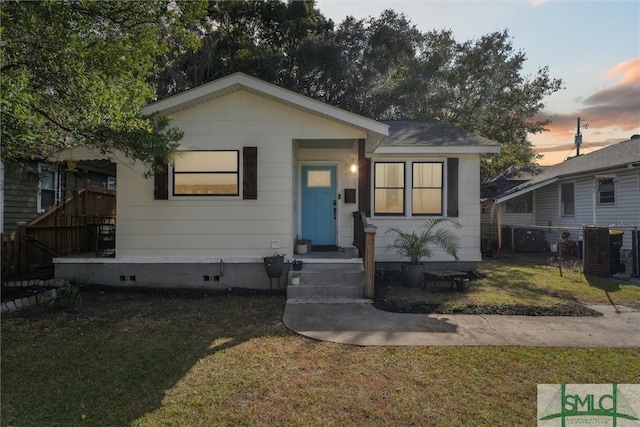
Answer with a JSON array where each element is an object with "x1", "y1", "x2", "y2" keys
[{"x1": 386, "y1": 218, "x2": 461, "y2": 287}]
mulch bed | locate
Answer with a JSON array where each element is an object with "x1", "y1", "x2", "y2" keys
[{"x1": 372, "y1": 273, "x2": 603, "y2": 317}]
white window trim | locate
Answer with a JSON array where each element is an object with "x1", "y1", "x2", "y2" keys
[
  {"x1": 371, "y1": 158, "x2": 448, "y2": 219},
  {"x1": 596, "y1": 178, "x2": 616, "y2": 206},
  {"x1": 169, "y1": 150, "x2": 242, "y2": 200}
]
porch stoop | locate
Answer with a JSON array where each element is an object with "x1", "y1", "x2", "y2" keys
[{"x1": 286, "y1": 260, "x2": 366, "y2": 301}]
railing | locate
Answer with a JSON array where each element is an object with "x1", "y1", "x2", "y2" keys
[
  {"x1": 1, "y1": 215, "x2": 115, "y2": 278},
  {"x1": 353, "y1": 211, "x2": 377, "y2": 298}
]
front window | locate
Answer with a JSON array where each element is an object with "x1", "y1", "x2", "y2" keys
[
  {"x1": 412, "y1": 162, "x2": 442, "y2": 215},
  {"x1": 374, "y1": 162, "x2": 404, "y2": 215},
  {"x1": 560, "y1": 182, "x2": 574, "y2": 217},
  {"x1": 598, "y1": 178, "x2": 615, "y2": 205},
  {"x1": 173, "y1": 151, "x2": 239, "y2": 196},
  {"x1": 505, "y1": 193, "x2": 532, "y2": 213},
  {"x1": 38, "y1": 164, "x2": 57, "y2": 212}
]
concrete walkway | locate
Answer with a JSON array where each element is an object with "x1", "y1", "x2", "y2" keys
[{"x1": 283, "y1": 301, "x2": 640, "y2": 347}]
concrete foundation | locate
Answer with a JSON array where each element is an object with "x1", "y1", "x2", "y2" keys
[{"x1": 54, "y1": 257, "x2": 289, "y2": 291}]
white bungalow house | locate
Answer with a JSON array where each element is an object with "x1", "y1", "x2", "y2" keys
[{"x1": 52, "y1": 73, "x2": 499, "y2": 298}]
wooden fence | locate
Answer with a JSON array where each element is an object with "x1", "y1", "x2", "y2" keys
[{"x1": 2, "y1": 187, "x2": 115, "y2": 278}]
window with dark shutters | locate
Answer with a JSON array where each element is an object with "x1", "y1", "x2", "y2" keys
[
  {"x1": 154, "y1": 157, "x2": 169, "y2": 200},
  {"x1": 243, "y1": 147, "x2": 257, "y2": 200},
  {"x1": 446, "y1": 158, "x2": 459, "y2": 217}
]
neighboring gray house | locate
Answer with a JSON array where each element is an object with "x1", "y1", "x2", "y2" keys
[
  {"x1": 483, "y1": 136, "x2": 640, "y2": 258},
  {"x1": 1, "y1": 156, "x2": 116, "y2": 235}
]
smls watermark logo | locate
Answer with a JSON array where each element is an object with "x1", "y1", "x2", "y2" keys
[{"x1": 538, "y1": 384, "x2": 640, "y2": 426}]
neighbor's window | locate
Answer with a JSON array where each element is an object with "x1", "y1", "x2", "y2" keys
[
  {"x1": 598, "y1": 178, "x2": 615, "y2": 205},
  {"x1": 374, "y1": 162, "x2": 404, "y2": 215},
  {"x1": 505, "y1": 193, "x2": 533, "y2": 213},
  {"x1": 560, "y1": 182, "x2": 574, "y2": 216},
  {"x1": 412, "y1": 162, "x2": 442, "y2": 215},
  {"x1": 38, "y1": 163, "x2": 57, "y2": 212},
  {"x1": 173, "y1": 151, "x2": 239, "y2": 196}
]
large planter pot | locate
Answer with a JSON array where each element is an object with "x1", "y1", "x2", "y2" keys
[
  {"x1": 263, "y1": 255, "x2": 285, "y2": 278},
  {"x1": 295, "y1": 243, "x2": 308, "y2": 255},
  {"x1": 401, "y1": 264, "x2": 424, "y2": 288}
]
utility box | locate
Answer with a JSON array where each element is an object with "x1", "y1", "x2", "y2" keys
[{"x1": 344, "y1": 188, "x2": 356, "y2": 204}]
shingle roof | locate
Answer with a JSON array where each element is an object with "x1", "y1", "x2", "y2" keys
[
  {"x1": 380, "y1": 119, "x2": 500, "y2": 147},
  {"x1": 496, "y1": 138, "x2": 640, "y2": 201}
]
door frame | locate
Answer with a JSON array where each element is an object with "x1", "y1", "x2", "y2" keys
[{"x1": 298, "y1": 161, "x2": 340, "y2": 246}]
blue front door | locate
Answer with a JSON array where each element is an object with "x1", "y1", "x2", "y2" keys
[{"x1": 301, "y1": 165, "x2": 337, "y2": 246}]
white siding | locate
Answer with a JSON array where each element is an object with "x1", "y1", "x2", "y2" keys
[
  {"x1": 535, "y1": 170, "x2": 640, "y2": 228},
  {"x1": 116, "y1": 90, "x2": 366, "y2": 258},
  {"x1": 371, "y1": 154, "x2": 483, "y2": 263}
]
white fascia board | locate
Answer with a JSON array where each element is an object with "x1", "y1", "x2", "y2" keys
[
  {"x1": 494, "y1": 178, "x2": 558, "y2": 204},
  {"x1": 373, "y1": 145, "x2": 501, "y2": 155},
  {"x1": 143, "y1": 73, "x2": 389, "y2": 138}
]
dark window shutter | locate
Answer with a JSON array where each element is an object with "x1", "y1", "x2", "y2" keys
[
  {"x1": 447, "y1": 157, "x2": 459, "y2": 217},
  {"x1": 154, "y1": 157, "x2": 169, "y2": 200},
  {"x1": 243, "y1": 147, "x2": 257, "y2": 200}
]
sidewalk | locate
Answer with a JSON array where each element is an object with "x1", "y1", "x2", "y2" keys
[{"x1": 283, "y1": 301, "x2": 640, "y2": 347}]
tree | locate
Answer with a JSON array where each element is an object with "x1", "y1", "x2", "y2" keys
[
  {"x1": 155, "y1": 0, "x2": 331, "y2": 98},
  {"x1": 411, "y1": 30, "x2": 562, "y2": 177},
  {"x1": 1, "y1": 0, "x2": 207, "y2": 173},
  {"x1": 291, "y1": 16, "x2": 562, "y2": 179},
  {"x1": 155, "y1": 5, "x2": 563, "y2": 178}
]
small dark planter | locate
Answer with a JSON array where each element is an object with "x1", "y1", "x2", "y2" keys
[
  {"x1": 292, "y1": 262, "x2": 303, "y2": 271},
  {"x1": 401, "y1": 264, "x2": 424, "y2": 288},
  {"x1": 263, "y1": 255, "x2": 285, "y2": 278}
]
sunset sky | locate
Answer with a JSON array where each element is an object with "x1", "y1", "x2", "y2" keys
[{"x1": 316, "y1": 0, "x2": 640, "y2": 165}]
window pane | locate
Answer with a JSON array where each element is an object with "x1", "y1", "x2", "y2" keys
[
  {"x1": 307, "y1": 170, "x2": 331, "y2": 187},
  {"x1": 413, "y1": 163, "x2": 442, "y2": 187},
  {"x1": 375, "y1": 163, "x2": 404, "y2": 188},
  {"x1": 41, "y1": 170, "x2": 56, "y2": 190},
  {"x1": 175, "y1": 151, "x2": 238, "y2": 172},
  {"x1": 561, "y1": 183, "x2": 574, "y2": 216},
  {"x1": 412, "y1": 189, "x2": 442, "y2": 214},
  {"x1": 598, "y1": 180, "x2": 615, "y2": 204},
  {"x1": 375, "y1": 189, "x2": 404, "y2": 214},
  {"x1": 505, "y1": 193, "x2": 532, "y2": 213},
  {"x1": 40, "y1": 189, "x2": 56, "y2": 210},
  {"x1": 175, "y1": 173, "x2": 238, "y2": 195}
]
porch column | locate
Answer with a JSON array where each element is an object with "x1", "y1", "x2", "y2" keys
[
  {"x1": 364, "y1": 223, "x2": 377, "y2": 299},
  {"x1": 357, "y1": 139, "x2": 370, "y2": 216}
]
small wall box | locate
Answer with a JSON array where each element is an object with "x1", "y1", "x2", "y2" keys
[{"x1": 344, "y1": 188, "x2": 356, "y2": 204}]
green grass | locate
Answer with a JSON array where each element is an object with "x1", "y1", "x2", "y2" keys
[
  {"x1": 381, "y1": 257, "x2": 640, "y2": 309},
  {"x1": 2, "y1": 259, "x2": 640, "y2": 426}
]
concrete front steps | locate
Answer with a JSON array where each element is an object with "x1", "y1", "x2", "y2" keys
[{"x1": 286, "y1": 259, "x2": 366, "y2": 302}]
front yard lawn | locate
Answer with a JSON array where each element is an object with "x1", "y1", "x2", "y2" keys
[{"x1": 2, "y1": 258, "x2": 639, "y2": 426}]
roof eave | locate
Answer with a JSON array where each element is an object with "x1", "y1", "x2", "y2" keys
[
  {"x1": 373, "y1": 145, "x2": 501, "y2": 155},
  {"x1": 494, "y1": 178, "x2": 558, "y2": 204}
]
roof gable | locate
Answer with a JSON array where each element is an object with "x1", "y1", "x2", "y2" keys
[{"x1": 143, "y1": 72, "x2": 388, "y2": 145}]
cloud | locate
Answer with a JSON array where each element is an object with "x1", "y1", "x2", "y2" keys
[
  {"x1": 536, "y1": 58, "x2": 640, "y2": 138},
  {"x1": 529, "y1": 0, "x2": 550, "y2": 6}
]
